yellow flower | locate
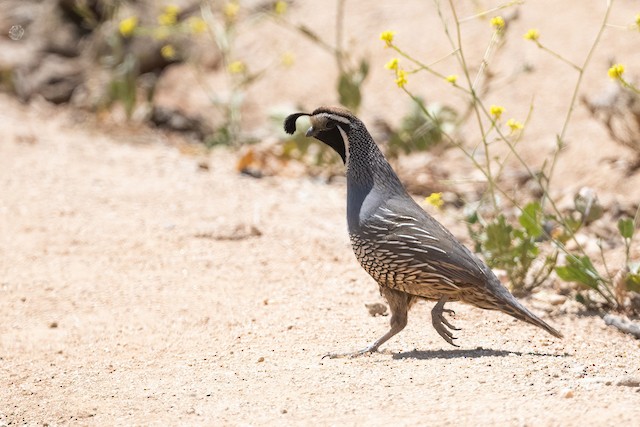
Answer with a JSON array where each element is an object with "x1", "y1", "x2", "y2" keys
[
  {"x1": 490, "y1": 104, "x2": 505, "y2": 119},
  {"x1": 523, "y1": 28, "x2": 539, "y2": 41},
  {"x1": 275, "y1": 0, "x2": 287, "y2": 15},
  {"x1": 490, "y1": 16, "x2": 505, "y2": 30},
  {"x1": 380, "y1": 30, "x2": 395, "y2": 47},
  {"x1": 224, "y1": 2, "x2": 240, "y2": 21},
  {"x1": 608, "y1": 63, "x2": 625, "y2": 80},
  {"x1": 395, "y1": 69, "x2": 407, "y2": 88},
  {"x1": 506, "y1": 118, "x2": 523, "y2": 132},
  {"x1": 445, "y1": 74, "x2": 458, "y2": 84},
  {"x1": 161, "y1": 44, "x2": 176, "y2": 60},
  {"x1": 118, "y1": 16, "x2": 138, "y2": 37},
  {"x1": 281, "y1": 52, "x2": 295, "y2": 67},
  {"x1": 636, "y1": 13, "x2": 640, "y2": 29},
  {"x1": 385, "y1": 58, "x2": 399, "y2": 70},
  {"x1": 165, "y1": 5, "x2": 180, "y2": 15},
  {"x1": 187, "y1": 17, "x2": 207, "y2": 34},
  {"x1": 228, "y1": 60, "x2": 246, "y2": 74},
  {"x1": 424, "y1": 192, "x2": 444, "y2": 209},
  {"x1": 158, "y1": 5, "x2": 179, "y2": 26}
]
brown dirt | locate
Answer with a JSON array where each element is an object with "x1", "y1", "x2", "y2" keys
[{"x1": 2, "y1": 1, "x2": 640, "y2": 425}]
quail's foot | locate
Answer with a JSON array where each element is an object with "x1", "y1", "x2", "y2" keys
[{"x1": 431, "y1": 296, "x2": 461, "y2": 347}]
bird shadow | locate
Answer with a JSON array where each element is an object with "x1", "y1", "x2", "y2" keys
[{"x1": 391, "y1": 347, "x2": 570, "y2": 360}]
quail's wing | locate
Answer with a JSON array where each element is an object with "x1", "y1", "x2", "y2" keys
[{"x1": 361, "y1": 196, "x2": 490, "y2": 292}]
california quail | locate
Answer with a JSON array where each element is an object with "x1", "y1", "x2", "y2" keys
[{"x1": 284, "y1": 106, "x2": 562, "y2": 356}]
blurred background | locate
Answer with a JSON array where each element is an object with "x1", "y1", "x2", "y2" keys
[{"x1": 1, "y1": 0, "x2": 638, "y2": 184}]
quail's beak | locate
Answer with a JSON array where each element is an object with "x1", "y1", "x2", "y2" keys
[{"x1": 305, "y1": 126, "x2": 316, "y2": 137}]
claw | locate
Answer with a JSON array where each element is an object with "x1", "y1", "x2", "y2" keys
[
  {"x1": 431, "y1": 296, "x2": 461, "y2": 347},
  {"x1": 439, "y1": 312, "x2": 461, "y2": 331}
]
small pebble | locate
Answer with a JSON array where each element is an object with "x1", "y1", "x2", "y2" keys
[
  {"x1": 257, "y1": 357, "x2": 265, "y2": 363},
  {"x1": 365, "y1": 302, "x2": 388, "y2": 317},
  {"x1": 615, "y1": 376, "x2": 640, "y2": 387},
  {"x1": 560, "y1": 388, "x2": 574, "y2": 398},
  {"x1": 549, "y1": 294, "x2": 566, "y2": 305}
]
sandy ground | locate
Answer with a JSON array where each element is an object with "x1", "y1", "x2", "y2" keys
[{"x1": 1, "y1": 92, "x2": 640, "y2": 426}]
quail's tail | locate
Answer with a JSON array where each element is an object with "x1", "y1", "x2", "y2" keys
[
  {"x1": 486, "y1": 277, "x2": 563, "y2": 338},
  {"x1": 500, "y1": 297, "x2": 563, "y2": 338}
]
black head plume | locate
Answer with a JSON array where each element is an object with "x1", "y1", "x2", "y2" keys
[{"x1": 284, "y1": 113, "x2": 309, "y2": 135}]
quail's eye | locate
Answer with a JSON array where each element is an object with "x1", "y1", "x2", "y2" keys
[{"x1": 325, "y1": 121, "x2": 336, "y2": 129}]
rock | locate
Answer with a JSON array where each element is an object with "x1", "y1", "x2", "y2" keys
[
  {"x1": 548, "y1": 294, "x2": 567, "y2": 306},
  {"x1": 574, "y1": 187, "x2": 603, "y2": 224},
  {"x1": 150, "y1": 106, "x2": 213, "y2": 142},
  {"x1": 365, "y1": 302, "x2": 388, "y2": 317},
  {"x1": 615, "y1": 376, "x2": 640, "y2": 387},
  {"x1": 15, "y1": 54, "x2": 84, "y2": 104},
  {"x1": 194, "y1": 224, "x2": 262, "y2": 241},
  {"x1": 603, "y1": 314, "x2": 640, "y2": 339},
  {"x1": 629, "y1": 292, "x2": 640, "y2": 313},
  {"x1": 560, "y1": 388, "x2": 574, "y2": 398}
]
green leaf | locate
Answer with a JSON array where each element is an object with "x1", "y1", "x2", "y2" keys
[
  {"x1": 555, "y1": 255, "x2": 602, "y2": 290},
  {"x1": 484, "y1": 215, "x2": 513, "y2": 255},
  {"x1": 519, "y1": 201, "x2": 544, "y2": 237},
  {"x1": 337, "y1": 72, "x2": 362, "y2": 112},
  {"x1": 466, "y1": 210, "x2": 479, "y2": 224},
  {"x1": 626, "y1": 273, "x2": 640, "y2": 293},
  {"x1": 359, "y1": 59, "x2": 370, "y2": 80},
  {"x1": 564, "y1": 215, "x2": 583, "y2": 234},
  {"x1": 618, "y1": 218, "x2": 635, "y2": 240}
]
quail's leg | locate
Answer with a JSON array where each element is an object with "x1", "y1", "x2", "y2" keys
[
  {"x1": 431, "y1": 295, "x2": 461, "y2": 347},
  {"x1": 324, "y1": 288, "x2": 413, "y2": 359}
]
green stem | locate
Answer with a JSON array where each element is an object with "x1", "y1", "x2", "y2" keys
[
  {"x1": 446, "y1": 0, "x2": 497, "y2": 210},
  {"x1": 546, "y1": 0, "x2": 614, "y2": 190},
  {"x1": 536, "y1": 42, "x2": 581, "y2": 71},
  {"x1": 458, "y1": 0, "x2": 524, "y2": 23},
  {"x1": 493, "y1": 101, "x2": 534, "y2": 179},
  {"x1": 620, "y1": 78, "x2": 640, "y2": 95},
  {"x1": 473, "y1": 31, "x2": 501, "y2": 91},
  {"x1": 598, "y1": 240, "x2": 613, "y2": 283},
  {"x1": 390, "y1": 45, "x2": 470, "y2": 95}
]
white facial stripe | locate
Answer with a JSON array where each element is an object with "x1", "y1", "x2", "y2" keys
[
  {"x1": 337, "y1": 126, "x2": 350, "y2": 164},
  {"x1": 321, "y1": 113, "x2": 350, "y2": 125}
]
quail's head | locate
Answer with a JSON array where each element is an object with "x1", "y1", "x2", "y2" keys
[{"x1": 284, "y1": 106, "x2": 357, "y2": 163}]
